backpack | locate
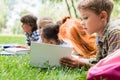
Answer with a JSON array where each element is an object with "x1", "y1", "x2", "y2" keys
[{"x1": 87, "y1": 49, "x2": 120, "y2": 80}]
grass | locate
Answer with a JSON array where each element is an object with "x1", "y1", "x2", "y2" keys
[
  {"x1": 0, "y1": 35, "x2": 87, "y2": 80},
  {"x1": 0, "y1": 35, "x2": 25, "y2": 44}
]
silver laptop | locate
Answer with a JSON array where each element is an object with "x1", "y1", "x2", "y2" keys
[{"x1": 30, "y1": 42, "x2": 72, "y2": 68}]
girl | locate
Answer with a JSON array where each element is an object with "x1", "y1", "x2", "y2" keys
[{"x1": 58, "y1": 17, "x2": 97, "y2": 58}]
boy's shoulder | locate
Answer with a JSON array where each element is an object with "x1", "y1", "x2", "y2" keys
[
  {"x1": 108, "y1": 22, "x2": 120, "y2": 34},
  {"x1": 109, "y1": 26, "x2": 120, "y2": 33},
  {"x1": 101, "y1": 22, "x2": 120, "y2": 38}
]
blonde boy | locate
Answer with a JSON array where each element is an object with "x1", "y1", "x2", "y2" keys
[
  {"x1": 37, "y1": 17, "x2": 54, "y2": 33},
  {"x1": 60, "y1": 0, "x2": 120, "y2": 68}
]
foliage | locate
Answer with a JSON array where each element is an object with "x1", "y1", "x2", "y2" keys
[
  {"x1": 0, "y1": 0, "x2": 7, "y2": 31},
  {"x1": 42, "y1": 0, "x2": 63, "y2": 3},
  {"x1": 0, "y1": 35, "x2": 87, "y2": 80},
  {"x1": 0, "y1": 0, "x2": 120, "y2": 34},
  {"x1": 12, "y1": 20, "x2": 23, "y2": 34},
  {"x1": 38, "y1": 1, "x2": 68, "y2": 21},
  {"x1": 111, "y1": 0, "x2": 120, "y2": 18}
]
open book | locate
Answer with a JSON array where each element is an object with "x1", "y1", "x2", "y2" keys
[{"x1": 1, "y1": 47, "x2": 30, "y2": 55}]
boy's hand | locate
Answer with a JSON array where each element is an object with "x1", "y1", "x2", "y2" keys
[
  {"x1": 60, "y1": 56, "x2": 84, "y2": 68},
  {"x1": 16, "y1": 45, "x2": 30, "y2": 50}
]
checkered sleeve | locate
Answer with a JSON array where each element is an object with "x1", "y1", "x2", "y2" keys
[
  {"x1": 108, "y1": 29, "x2": 120, "y2": 54},
  {"x1": 31, "y1": 30, "x2": 40, "y2": 42},
  {"x1": 25, "y1": 34, "x2": 31, "y2": 46}
]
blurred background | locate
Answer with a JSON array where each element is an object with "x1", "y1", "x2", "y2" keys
[{"x1": 0, "y1": 0, "x2": 120, "y2": 35}]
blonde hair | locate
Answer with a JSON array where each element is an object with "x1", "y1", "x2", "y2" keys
[
  {"x1": 37, "y1": 17, "x2": 54, "y2": 29},
  {"x1": 77, "y1": 0, "x2": 114, "y2": 22},
  {"x1": 58, "y1": 17, "x2": 97, "y2": 58}
]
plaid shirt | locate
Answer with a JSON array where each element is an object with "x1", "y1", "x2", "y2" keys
[
  {"x1": 95, "y1": 23, "x2": 120, "y2": 62},
  {"x1": 25, "y1": 30, "x2": 40, "y2": 46}
]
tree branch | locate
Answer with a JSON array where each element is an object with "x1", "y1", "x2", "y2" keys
[
  {"x1": 65, "y1": 0, "x2": 71, "y2": 17},
  {"x1": 71, "y1": 0, "x2": 78, "y2": 18}
]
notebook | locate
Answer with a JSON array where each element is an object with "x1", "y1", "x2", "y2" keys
[
  {"x1": 30, "y1": 42, "x2": 72, "y2": 68},
  {"x1": 1, "y1": 47, "x2": 30, "y2": 55},
  {"x1": 0, "y1": 43, "x2": 30, "y2": 55}
]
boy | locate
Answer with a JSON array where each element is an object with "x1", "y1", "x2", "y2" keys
[
  {"x1": 18, "y1": 14, "x2": 40, "y2": 49},
  {"x1": 37, "y1": 16, "x2": 54, "y2": 33},
  {"x1": 60, "y1": 0, "x2": 120, "y2": 68}
]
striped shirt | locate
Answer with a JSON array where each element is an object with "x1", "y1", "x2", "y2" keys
[
  {"x1": 95, "y1": 23, "x2": 120, "y2": 62},
  {"x1": 25, "y1": 30, "x2": 40, "y2": 46}
]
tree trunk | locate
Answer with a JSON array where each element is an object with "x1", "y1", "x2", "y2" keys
[
  {"x1": 65, "y1": 0, "x2": 71, "y2": 17},
  {"x1": 71, "y1": 0, "x2": 78, "y2": 18}
]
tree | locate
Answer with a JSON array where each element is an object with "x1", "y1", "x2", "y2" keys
[
  {"x1": 64, "y1": 0, "x2": 79, "y2": 18},
  {"x1": 0, "y1": 0, "x2": 7, "y2": 31},
  {"x1": 65, "y1": 0, "x2": 71, "y2": 17}
]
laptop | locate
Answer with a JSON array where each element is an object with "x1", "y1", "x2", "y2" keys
[{"x1": 30, "y1": 42, "x2": 72, "y2": 68}]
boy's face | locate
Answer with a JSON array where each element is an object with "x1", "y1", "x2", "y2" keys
[
  {"x1": 22, "y1": 24, "x2": 32, "y2": 33},
  {"x1": 79, "y1": 9, "x2": 105, "y2": 35}
]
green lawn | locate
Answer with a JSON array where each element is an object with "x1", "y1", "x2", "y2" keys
[
  {"x1": 0, "y1": 35, "x2": 25, "y2": 44},
  {"x1": 0, "y1": 35, "x2": 87, "y2": 80}
]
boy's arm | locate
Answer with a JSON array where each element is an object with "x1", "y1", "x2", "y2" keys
[
  {"x1": 77, "y1": 56, "x2": 95, "y2": 68},
  {"x1": 108, "y1": 29, "x2": 120, "y2": 54},
  {"x1": 60, "y1": 55, "x2": 95, "y2": 69}
]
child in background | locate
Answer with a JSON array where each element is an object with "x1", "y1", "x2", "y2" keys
[
  {"x1": 58, "y1": 16, "x2": 97, "y2": 58},
  {"x1": 41, "y1": 24, "x2": 62, "y2": 45},
  {"x1": 37, "y1": 16, "x2": 54, "y2": 42},
  {"x1": 60, "y1": 0, "x2": 120, "y2": 69},
  {"x1": 37, "y1": 16, "x2": 54, "y2": 34},
  {"x1": 18, "y1": 14, "x2": 40, "y2": 49}
]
